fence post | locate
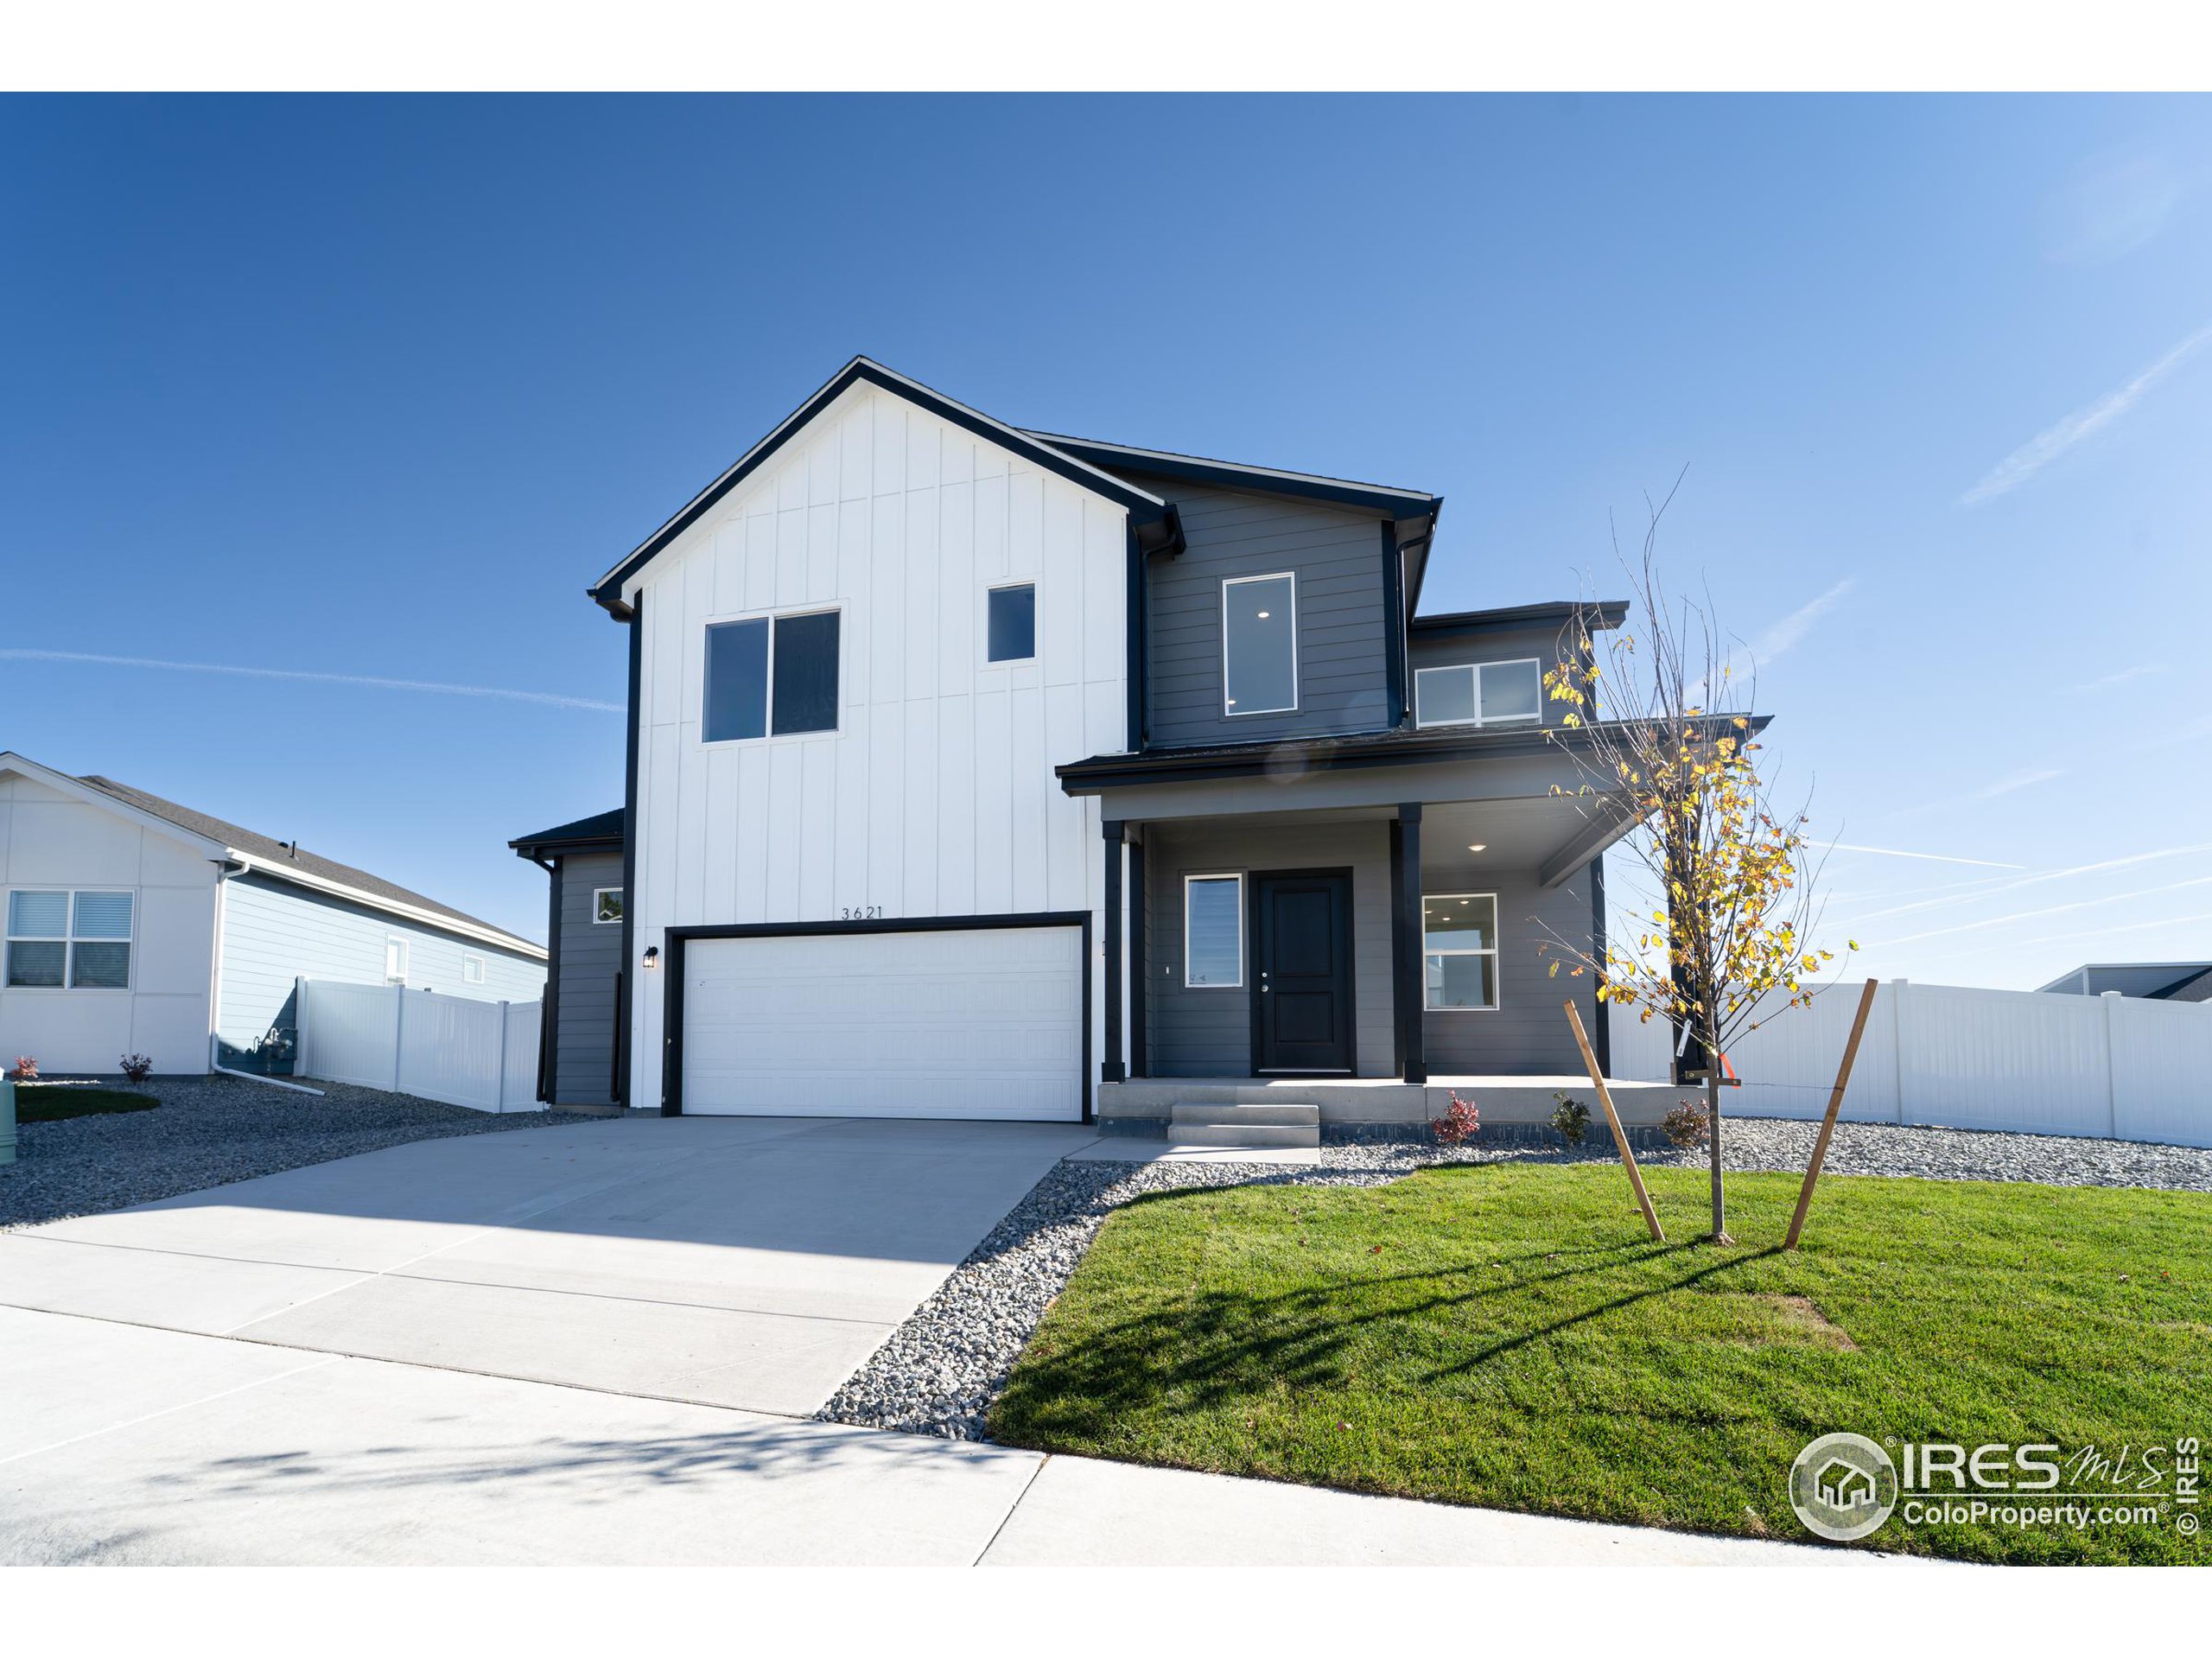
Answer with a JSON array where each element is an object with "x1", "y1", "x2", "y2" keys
[
  {"x1": 2101, "y1": 989, "x2": 2122, "y2": 1140},
  {"x1": 390, "y1": 984, "x2": 405, "y2": 1094},
  {"x1": 496, "y1": 1001, "x2": 510, "y2": 1114},
  {"x1": 295, "y1": 976, "x2": 310, "y2": 1079},
  {"x1": 1891, "y1": 979, "x2": 1908, "y2": 1125}
]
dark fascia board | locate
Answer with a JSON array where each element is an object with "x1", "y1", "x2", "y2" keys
[
  {"x1": 508, "y1": 808, "x2": 626, "y2": 856},
  {"x1": 1027, "y1": 429, "x2": 1441, "y2": 528},
  {"x1": 1410, "y1": 599, "x2": 1630, "y2": 639},
  {"x1": 589, "y1": 359, "x2": 1174, "y2": 614},
  {"x1": 509, "y1": 831, "x2": 626, "y2": 860},
  {"x1": 1055, "y1": 713, "x2": 1772, "y2": 793}
]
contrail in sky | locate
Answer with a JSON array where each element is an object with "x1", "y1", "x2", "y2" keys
[{"x1": 0, "y1": 649, "x2": 621, "y2": 713}]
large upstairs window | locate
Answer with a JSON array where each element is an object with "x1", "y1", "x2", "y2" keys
[
  {"x1": 1414, "y1": 658, "x2": 1544, "y2": 729},
  {"x1": 704, "y1": 609, "x2": 841, "y2": 741},
  {"x1": 1222, "y1": 573, "x2": 1297, "y2": 716}
]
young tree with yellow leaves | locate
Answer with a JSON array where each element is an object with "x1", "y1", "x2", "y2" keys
[{"x1": 1542, "y1": 495, "x2": 1853, "y2": 1243}]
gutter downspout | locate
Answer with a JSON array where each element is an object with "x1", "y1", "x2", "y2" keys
[{"x1": 209, "y1": 858, "x2": 326, "y2": 1096}]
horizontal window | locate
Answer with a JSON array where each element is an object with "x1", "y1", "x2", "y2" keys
[
  {"x1": 1223, "y1": 573, "x2": 1297, "y2": 716},
  {"x1": 1414, "y1": 658, "x2": 1545, "y2": 728},
  {"x1": 986, "y1": 582, "x2": 1036, "y2": 664},
  {"x1": 593, "y1": 887, "x2": 623, "y2": 925},
  {"x1": 704, "y1": 609, "x2": 840, "y2": 742},
  {"x1": 1423, "y1": 893, "x2": 1498, "y2": 1011},
  {"x1": 1185, "y1": 874, "x2": 1244, "y2": 988},
  {"x1": 5, "y1": 888, "x2": 132, "y2": 990}
]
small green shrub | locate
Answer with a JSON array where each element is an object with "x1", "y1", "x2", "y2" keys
[{"x1": 1549, "y1": 1092, "x2": 1591, "y2": 1147}]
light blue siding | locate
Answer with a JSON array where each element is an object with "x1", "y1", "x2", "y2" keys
[{"x1": 215, "y1": 872, "x2": 545, "y2": 1068}]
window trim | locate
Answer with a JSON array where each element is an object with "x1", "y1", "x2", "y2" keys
[
  {"x1": 1220, "y1": 571, "x2": 1299, "y2": 718},
  {"x1": 702, "y1": 604, "x2": 843, "y2": 747},
  {"x1": 982, "y1": 580, "x2": 1039, "y2": 666},
  {"x1": 1182, "y1": 872, "x2": 1246, "y2": 989},
  {"x1": 1422, "y1": 891, "x2": 1500, "y2": 1013},
  {"x1": 1414, "y1": 658, "x2": 1546, "y2": 730},
  {"x1": 385, "y1": 937, "x2": 410, "y2": 986},
  {"x1": 4, "y1": 887, "x2": 135, "y2": 993},
  {"x1": 592, "y1": 887, "x2": 624, "y2": 925},
  {"x1": 461, "y1": 952, "x2": 486, "y2": 986}
]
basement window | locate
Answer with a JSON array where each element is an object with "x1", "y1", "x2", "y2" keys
[{"x1": 704, "y1": 609, "x2": 842, "y2": 742}]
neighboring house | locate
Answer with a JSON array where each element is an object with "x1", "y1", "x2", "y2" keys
[
  {"x1": 2038, "y1": 962, "x2": 2212, "y2": 1003},
  {"x1": 509, "y1": 808, "x2": 626, "y2": 1108},
  {"x1": 577, "y1": 356, "x2": 1752, "y2": 1123},
  {"x1": 0, "y1": 752, "x2": 546, "y2": 1077}
]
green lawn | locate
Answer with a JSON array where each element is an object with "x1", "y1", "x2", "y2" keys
[
  {"x1": 992, "y1": 1163, "x2": 2212, "y2": 1564},
  {"x1": 10, "y1": 1084, "x2": 161, "y2": 1122}
]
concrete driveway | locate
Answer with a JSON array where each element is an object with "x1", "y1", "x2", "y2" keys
[
  {"x1": 0, "y1": 1114, "x2": 1094, "y2": 1415},
  {"x1": 0, "y1": 1115, "x2": 1923, "y2": 1567}
]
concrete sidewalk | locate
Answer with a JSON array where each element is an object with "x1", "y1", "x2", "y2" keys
[{"x1": 0, "y1": 1305, "x2": 1901, "y2": 1567}]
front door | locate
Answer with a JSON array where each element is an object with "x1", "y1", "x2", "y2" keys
[{"x1": 1251, "y1": 869, "x2": 1354, "y2": 1074}]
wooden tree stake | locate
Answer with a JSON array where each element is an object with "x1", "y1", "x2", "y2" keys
[
  {"x1": 1563, "y1": 1000, "x2": 1666, "y2": 1243},
  {"x1": 1784, "y1": 977, "x2": 1881, "y2": 1251}
]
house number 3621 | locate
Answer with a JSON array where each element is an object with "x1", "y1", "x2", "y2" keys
[{"x1": 841, "y1": 906, "x2": 885, "y2": 920}]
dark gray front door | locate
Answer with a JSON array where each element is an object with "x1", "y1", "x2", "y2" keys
[{"x1": 1251, "y1": 869, "x2": 1354, "y2": 1074}]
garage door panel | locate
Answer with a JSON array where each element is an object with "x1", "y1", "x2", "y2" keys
[{"x1": 682, "y1": 925, "x2": 1084, "y2": 1121}]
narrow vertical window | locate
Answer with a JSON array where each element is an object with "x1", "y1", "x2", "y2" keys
[
  {"x1": 704, "y1": 618, "x2": 771, "y2": 741},
  {"x1": 1222, "y1": 574, "x2": 1297, "y2": 715},
  {"x1": 769, "y1": 610, "x2": 840, "y2": 734},
  {"x1": 1184, "y1": 874, "x2": 1244, "y2": 988}
]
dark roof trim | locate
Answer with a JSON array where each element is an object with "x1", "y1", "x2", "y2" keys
[
  {"x1": 1411, "y1": 600, "x2": 1630, "y2": 639},
  {"x1": 1055, "y1": 714, "x2": 1771, "y2": 794},
  {"x1": 1027, "y1": 429, "x2": 1441, "y2": 524},
  {"x1": 509, "y1": 807, "x2": 626, "y2": 856},
  {"x1": 590, "y1": 359, "x2": 1173, "y2": 614}
]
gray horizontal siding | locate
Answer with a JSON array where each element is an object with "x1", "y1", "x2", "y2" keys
[
  {"x1": 552, "y1": 850, "x2": 623, "y2": 1105},
  {"x1": 217, "y1": 872, "x2": 545, "y2": 1058},
  {"x1": 1138, "y1": 478, "x2": 1393, "y2": 747},
  {"x1": 1418, "y1": 853, "x2": 1599, "y2": 1074},
  {"x1": 1142, "y1": 819, "x2": 1395, "y2": 1078}
]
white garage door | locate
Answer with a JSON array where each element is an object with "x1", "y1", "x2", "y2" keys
[{"x1": 679, "y1": 924, "x2": 1085, "y2": 1121}]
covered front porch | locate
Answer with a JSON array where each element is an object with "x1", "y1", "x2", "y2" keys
[{"x1": 1070, "y1": 733, "x2": 1656, "y2": 1122}]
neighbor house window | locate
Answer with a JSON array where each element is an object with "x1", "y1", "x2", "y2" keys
[
  {"x1": 1222, "y1": 573, "x2": 1297, "y2": 716},
  {"x1": 462, "y1": 953, "x2": 486, "y2": 985},
  {"x1": 4, "y1": 889, "x2": 133, "y2": 990},
  {"x1": 385, "y1": 938, "x2": 409, "y2": 984},
  {"x1": 704, "y1": 609, "x2": 841, "y2": 741},
  {"x1": 1184, "y1": 874, "x2": 1244, "y2": 988},
  {"x1": 986, "y1": 582, "x2": 1036, "y2": 663},
  {"x1": 593, "y1": 887, "x2": 623, "y2": 925},
  {"x1": 1423, "y1": 893, "x2": 1499, "y2": 1011},
  {"x1": 1414, "y1": 659, "x2": 1545, "y2": 728}
]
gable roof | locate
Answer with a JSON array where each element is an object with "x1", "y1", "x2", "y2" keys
[
  {"x1": 0, "y1": 753, "x2": 542, "y2": 958},
  {"x1": 590, "y1": 357, "x2": 1178, "y2": 616},
  {"x1": 509, "y1": 807, "x2": 625, "y2": 856}
]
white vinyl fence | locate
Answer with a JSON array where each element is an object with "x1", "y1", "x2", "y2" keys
[
  {"x1": 1609, "y1": 979, "x2": 2212, "y2": 1148},
  {"x1": 296, "y1": 976, "x2": 543, "y2": 1113}
]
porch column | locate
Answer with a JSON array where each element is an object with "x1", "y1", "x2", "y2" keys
[
  {"x1": 1391, "y1": 802, "x2": 1427, "y2": 1086},
  {"x1": 1102, "y1": 817, "x2": 1126, "y2": 1084},
  {"x1": 1127, "y1": 830, "x2": 1147, "y2": 1078}
]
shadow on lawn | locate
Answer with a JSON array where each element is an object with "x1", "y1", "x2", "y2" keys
[{"x1": 1000, "y1": 1220, "x2": 1784, "y2": 1426}]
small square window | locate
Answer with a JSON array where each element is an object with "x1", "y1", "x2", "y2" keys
[
  {"x1": 986, "y1": 583, "x2": 1036, "y2": 663},
  {"x1": 593, "y1": 887, "x2": 623, "y2": 925},
  {"x1": 462, "y1": 953, "x2": 486, "y2": 985},
  {"x1": 1478, "y1": 659, "x2": 1543, "y2": 723}
]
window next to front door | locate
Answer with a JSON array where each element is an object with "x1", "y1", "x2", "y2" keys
[
  {"x1": 1222, "y1": 573, "x2": 1297, "y2": 716},
  {"x1": 1423, "y1": 893, "x2": 1499, "y2": 1010},
  {"x1": 1184, "y1": 873, "x2": 1243, "y2": 988},
  {"x1": 704, "y1": 609, "x2": 841, "y2": 741}
]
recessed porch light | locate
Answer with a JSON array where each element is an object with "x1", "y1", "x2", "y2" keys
[{"x1": 1467, "y1": 842, "x2": 1486, "y2": 853}]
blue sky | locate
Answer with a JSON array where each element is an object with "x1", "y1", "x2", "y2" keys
[{"x1": 3, "y1": 94, "x2": 2207, "y2": 986}]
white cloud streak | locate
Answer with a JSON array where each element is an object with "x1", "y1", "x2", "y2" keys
[
  {"x1": 1839, "y1": 844, "x2": 2212, "y2": 929},
  {"x1": 1825, "y1": 842, "x2": 2027, "y2": 869},
  {"x1": 1880, "y1": 874, "x2": 2212, "y2": 948},
  {"x1": 2072, "y1": 664, "x2": 2165, "y2": 693},
  {"x1": 1751, "y1": 579, "x2": 1855, "y2": 664},
  {"x1": 0, "y1": 649, "x2": 622, "y2": 714},
  {"x1": 1961, "y1": 321, "x2": 2212, "y2": 505}
]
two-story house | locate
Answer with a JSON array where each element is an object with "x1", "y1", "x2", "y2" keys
[{"x1": 532, "y1": 356, "x2": 1689, "y2": 1127}]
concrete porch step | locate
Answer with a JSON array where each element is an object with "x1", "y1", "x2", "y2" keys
[
  {"x1": 1166, "y1": 1122, "x2": 1320, "y2": 1149},
  {"x1": 1169, "y1": 1101, "x2": 1319, "y2": 1128}
]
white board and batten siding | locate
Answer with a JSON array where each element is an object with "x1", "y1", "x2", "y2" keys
[
  {"x1": 1608, "y1": 978, "x2": 2212, "y2": 1149},
  {"x1": 621, "y1": 384, "x2": 1129, "y2": 1119}
]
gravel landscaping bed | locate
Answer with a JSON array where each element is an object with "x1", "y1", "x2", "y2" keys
[
  {"x1": 818, "y1": 1116, "x2": 2212, "y2": 1441},
  {"x1": 1, "y1": 1073, "x2": 586, "y2": 1229}
]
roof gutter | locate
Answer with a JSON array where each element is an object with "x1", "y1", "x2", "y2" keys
[{"x1": 226, "y1": 850, "x2": 548, "y2": 960}]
